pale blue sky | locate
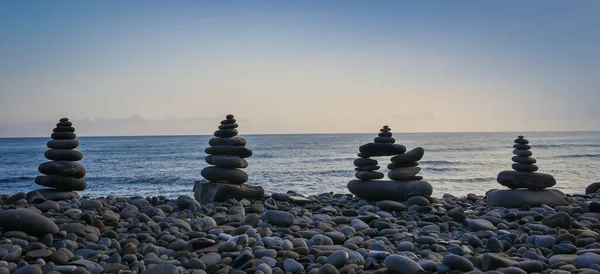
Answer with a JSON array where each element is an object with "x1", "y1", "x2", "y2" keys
[{"x1": 1, "y1": 1, "x2": 599, "y2": 137}]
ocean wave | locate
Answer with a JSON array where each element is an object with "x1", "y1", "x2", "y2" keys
[
  {"x1": 420, "y1": 160, "x2": 463, "y2": 165},
  {"x1": 428, "y1": 147, "x2": 486, "y2": 152},
  {"x1": 536, "y1": 144, "x2": 600, "y2": 148},
  {"x1": 0, "y1": 176, "x2": 35, "y2": 183},
  {"x1": 557, "y1": 154, "x2": 600, "y2": 159},
  {"x1": 434, "y1": 177, "x2": 496, "y2": 183},
  {"x1": 424, "y1": 167, "x2": 465, "y2": 172}
]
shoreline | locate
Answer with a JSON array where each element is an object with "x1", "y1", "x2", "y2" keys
[{"x1": 1, "y1": 188, "x2": 600, "y2": 274}]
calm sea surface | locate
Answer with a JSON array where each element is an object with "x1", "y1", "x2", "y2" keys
[{"x1": 1, "y1": 132, "x2": 599, "y2": 198}]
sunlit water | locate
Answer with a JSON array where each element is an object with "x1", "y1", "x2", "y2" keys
[{"x1": 1, "y1": 132, "x2": 599, "y2": 198}]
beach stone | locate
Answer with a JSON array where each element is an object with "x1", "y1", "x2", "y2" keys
[
  {"x1": 354, "y1": 158, "x2": 378, "y2": 166},
  {"x1": 283, "y1": 258, "x2": 304, "y2": 273},
  {"x1": 205, "y1": 155, "x2": 248, "y2": 169},
  {"x1": 38, "y1": 161, "x2": 86, "y2": 178},
  {"x1": 515, "y1": 136, "x2": 529, "y2": 144},
  {"x1": 327, "y1": 251, "x2": 349, "y2": 268},
  {"x1": 376, "y1": 200, "x2": 406, "y2": 211},
  {"x1": 383, "y1": 254, "x2": 424, "y2": 274},
  {"x1": 209, "y1": 137, "x2": 247, "y2": 146},
  {"x1": 387, "y1": 162, "x2": 419, "y2": 169},
  {"x1": 57, "y1": 121, "x2": 72, "y2": 126},
  {"x1": 218, "y1": 123, "x2": 238, "y2": 129},
  {"x1": 51, "y1": 132, "x2": 76, "y2": 140},
  {"x1": 513, "y1": 144, "x2": 531, "y2": 150},
  {"x1": 586, "y1": 182, "x2": 600, "y2": 194},
  {"x1": 53, "y1": 126, "x2": 75, "y2": 132},
  {"x1": 32, "y1": 188, "x2": 80, "y2": 200},
  {"x1": 512, "y1": 156, "x2": 537, "y2": 164},
  {"x1": 573, "y1": 253, "x2": 600, "y2": 269},
  {"x1": 205, "y1": 145, "x2": 252, "y2": 158},
  {"x1": 497, "y1": 171, "x2": 556, "y2": 190},
  {"x1": 0, "y1": 209, "x2": 59, "y2": 236},
  {"x1": 214, "y1": 129, "x2": 238, "y2": 138},
  {"x1": 348, "y1": 180, "x2": 432, "y2": 201},
  {"x1": 221, "y1": 118, "x2": 236, "y2": 124},
  {"x1": 391, "y1": 147, "x2": 425, "y2": 163},
  {"x1": 14, "y1": 265, "x2": 42, "y2": 274},
  {"x1": 359, "y1": 143, "x2": 406, "y2": 157},
  {"x1": 143, "y1": 264, "x2": 178, "y2": 274},
  {"x1": 379, "y1": 131, "x2": 392, "y2": 137},
  {"x1": 512, "y1": 163, "x2": 539, "y2": 172},
  {"x1": 317, "y1": 264, "x2": 340, "y2": 274},
  {"x1": 201, "y1": 167, "x2": 248, "y2": 184},
  {"x1": 442, "y1": 254, "x2": 474, "y2": 271},
  {"x1": 44, "y1": 149, "x2": 83, "y2": 161},
  {"x1": 355, "y1": 165, "x2": 380, "y2": 171},
  {"x1": 467, "y1": 219, "x2": 496, "y2": 231},
  {"x1": 406, "y1": 196, "x2": 430, "y2": 206},
  {"x1": 261, "y1": 210, "x2": 294, "y2": 227},
  {"x1": 47, "y1": 140, "x2": 79, "y2": 149},
  {"x1": 513, "y1": 149, "x2": 532, "y2": 157},
  {"x1": 35, "y1": 175, "x2": 87, "y2": 191},
  {"x1": 387, "y1": 167, "x2": 421, "y2": 180},
  {"x1": 487, "y1": 189, "x2": 568, "y2": 208},
  {"x1": 374, "y1": 137, "x2": 395, "y2": 143},
  {"x1": 355, "y1": 171, "x2": 384, "y2": 180},
  {"x1": 194, "y1": 181, "x2": 264, "y2": 203},
  {"x1": 37, "y1": 200, "x2": 61, "y2": 212},
  {"x1": 481, "y1": 253, "x2": 515, "y2": 271},
  {"x1": 542, "y1": 212, "x2": 572, "y2": 228}
]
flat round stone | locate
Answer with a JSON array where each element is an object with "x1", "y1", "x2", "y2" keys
[
  {"x1": 374, "y1": 137, "x2": 395, "y2": 143},
  {"x1": 354, "y1": 158, "x2": 378, "y2": 166},
  {"x1": 514, "y1": 138, "x2": 529, "y2": 144},
  {"x1": 38, "y1": 161, "x2": 86, "y2": 178},
  {"x1": 59, "y1": 118, "x2": 69, "y2": 122},
  {"x1": 388, "y1": 162, "x2": 418, "y2": 169},
  {"x1": 45, "y1": 149, "x2": 83, "y2": 161},
  {"x1": 47, "y1": 140, "x2": 79, "y2": 149},
  {"x1": 512, "y1": 163, "x2": 538, "y2": 172},
  {"x1": 355, "y1": 165, "x2": 380, "y2": 171},
  {"x1": 496, "y1": 170, "x2": 556, "y2": 190},
  {"x1": 0, "y1": 209, "x2": 59, "y2": 236},
  {"x1": 194, "y1": 181, "x2": 264, "y2": 203},
  {"x1": 355, "y1": 171, "x2": 384, "y2": 180},
  {"x1": 218, "y1": 123, "x2": 238, "y2": 130},
  {"x1": 205, "y1": 155, "x2": 248, "y2": 168},
  {"x1": 209, "y1": 137, "x2": 247, "y2": 146},
  {"x1": 512, "y1": 156, "x2": 536, "y2": 164},
  {"x1": 391, "y1": 147, "x2": 425, "y2": 163},
  {"x1": 214, "y1": 129, "x2": 238, "y2": 138},
  {"x1": 378, "y1": 132, "x2": 393, "y2": 137},
  {"x1": 387, "y1": 167, "x2": 421, "y2": 180},
  {"x1": 30, "y1": 188, "x2": 80, "y2": 201},
  {"x1": 347, "y1": 180, "x2": 433, "y2": 202},
  {"x1": 359, "y1": 143, "x2": 406, "y2": 157},
  {"x1": 513, "y1": 149, "x2": 533, "y2": 157},
  {"x1": 53, "y1": 127, "x2": 75, "y2": 133},
  {"x1": 201, "y1": 166, "x2": 248, "y2": 184},
  {"x1": 226, "y1": 114, "x2": 234, "y2": 119},
  {"x1": 221, "y1": 119, "x2": 236, "y2": 125},
  {"x1": 205, "y1": 145, "x2": 253, "y2": 158},
  {"x1": 487, "y1": 189, "x2": 568, "y2": 208},
  {"x1": 51, "y1": 132, "x2": 76, "y2": 140},
  {"x1": 56, "y1": 121, "x2": 72, "y2": 127},
  {"x1": 35, "y1": 175, "x2": 87, "y2": 191},
  {"x1": 513, "y1": 144, "x2": 531, "y2": 150}
]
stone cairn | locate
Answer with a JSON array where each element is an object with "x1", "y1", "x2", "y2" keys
[
  {"x1": 34, "y1": 118, "x2": 86, "y2": 200},
  {"x1": 194, "y1": 114, "x2": 264, "y2": 202},
  {"x1": 348, "y1": 125, "x2": 432, "y2": 201},
  {"x1": 487, "y1": 135, "x2": 568, "y2": 207}
]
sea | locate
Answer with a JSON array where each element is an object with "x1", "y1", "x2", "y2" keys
[{"x1": 1, "y1": 132, "x2": 599, "y2": 198}]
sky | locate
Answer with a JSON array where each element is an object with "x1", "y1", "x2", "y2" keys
[{"x1": 1, "y1": 1, "x2": 599, "y2": 137}]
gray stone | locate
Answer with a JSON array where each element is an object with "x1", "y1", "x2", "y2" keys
[
  {"x1": 512, "y1": 156, "x2": 536, "y2": 164},
  {"x1": 0, "y1": 209, "x2": 59, "y2": 236},
  {"x1": 51, "y1": 132, "x2": 76, "y2": 140},
  {"x1": 283, "y1": 258, "x2": 304, "y2": 273},
  {"x1": 205, "y1": 155, "x2": 248, "y2": 169},
  {"x1": 214, "y1": 129, "x2": 238, "y2": 138},
  {"x1": 387, "y1": 167, "x2": 421, "y2": 180},
  {"x1": 497, "y1": 170, "x2": 556, "y2": 190},
  {"x1": 348, "y1": 180, "x2": 432, "y2": 202},
  {"x1": 442, "y1": 254, "x2": 474, "y2": 271},
  {"x1": 355, "y1": 171, "x2": 384, "y2": 180},
  {"x1": 406, "y1": 196, "x2": 430, "y2": 206},
  {"x1": 514, "y1": 136, "x2": 529, "y2": 144},
  {"x1": 481, "y1": 253, "x2": 515, "y2": 271},
  {"x1": 467, "y1": 219, "x2": 496, "y2": 231},
  {"x1": 542, "y1": 212, "x2": 572, "y2": 228},
  {"x1": 376, "y1": 200, "x2": 406, "y2": 211},
  {"x1": 32, "y1": 188, "x2": 80, "y2": 200},
  {"x1": 142, "y1": 264, "x2": 178, "y2": 274},
  {"x1": 359, "y1": 143, "x2": 406, "y2": 157},
  {"x1": 374, "y1": 137, "x2": 395, "y2": 143},
  {"x1": 586, "y1": 182, "x2": 600, "y2": 194},
  {"x1": 261, "y1": 210, "x2": 294, "y2": 227},
  {"x1": 512, "y1": 163, "x2": 538, "y2": 172},
  {"x1": 383, "y1": 254, "x2": 424, "y2": 274},
  {"x1": 513, "y1": 149, "x2": 532, "y2": 157},
  {"x1": 513, "y1": 144, "x2": 531, "y2": 150},
  {"x1": 487, "y1": 189, "x2": 569, "y2": 208},
  {"x1": 44, "y1": 149, "x2": 83, "y2": 161},
  {"x1": 317, "y1": 264, "x2": 340, "y2": 274},
  {"x1": 53, "y1": 126, "x2": 75, "y2": 132},
  {"x1": 573, "y1": 253, "x2": 600, "y2": 269},
  {"x1": 205, "y1": 145, "x2": 252, "y2": 158},
  {"x1": 35, "y1": 175, "x2": 87, "y2": 191},
  {"x1": 354, "y1": 165, "x2": 380, "y2": 171},
  {"x1": 201, "y1": 166, "x2": 248, "y2": 184},
  {"x1": 387, "y1": 162, "x2": 419, "y2": 169},
  {"x1": 47, "y1": 140, "x2": 79, "y2": 149},
  {"x1": 354, "y1": 158, "x2": 378, "y2": 166},
  {"x1": 218, "y1": 123, "x2": 238, "y2": 130},
  {"x1": 38, "y1": 161, "x2": 86, "y2": 178},
  {"x1": 209, "y1": 137, "x2": 247, "y2": 146},
  {"x1": 194, "y1": 181, "x2": 264, "y2": 203},
  {"x1": 391, "y1": 147, "x2": 425, "y2": 163},
  {"x1": 14, "y1": 265, "x2": 42, "y2": 274},
  {"x1": 327, "y1": 250, "x2": 349, "y2": 268},
  {"x1": 221, "y1": 118, "x2": 236, "y2": 124}
]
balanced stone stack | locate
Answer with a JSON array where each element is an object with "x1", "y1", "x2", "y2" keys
[
  {"x1": 33, "y1": 118, "x2": 86, "y2": 200},
  {"x1": 348, "y1": 126, "x2": 433, "y2": 202},
  {"x1": 194, "y1": 114, "x2": 264, "y2": 203},
  {"x1": 487, "y1": 135, "x2": 568, "y2": 207}
]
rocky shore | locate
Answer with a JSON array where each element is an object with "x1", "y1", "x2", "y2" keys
[{"x1": 1, "y1": 188, "x2": 600, "y2": 274}]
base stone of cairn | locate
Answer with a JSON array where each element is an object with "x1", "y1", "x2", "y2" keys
[
  {"x1": 487, "y1": 135, "x2": 568, "y2": 208},
  {"x1": 194, "y1": 114, "x2": 264, "y2": 203},
  {"x1": 31, "y1": 118, "x2": 85, "y2": 200},
  {"x1": 348, "y1": 126, "x2": 432, "y2": 202}
]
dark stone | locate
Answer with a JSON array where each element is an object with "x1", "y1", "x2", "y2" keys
[
  {"x1": 513, "y1": 149, "x2": 532, "y2": 157},
  {"x1": 53, "y1": 127, "x2": 75, "y2": 132},
  {"x1": 221, "y1": 119, "x2": 236, "y2": 124},
  {"x1": 542, "y1": 212, "x2": 572, "y2": 228},
  {"x1": 51, "y1": 132, "x2": 76, "y2": 140},
  {"x1": 442, "y1": 254, "x2": 474, "y2": 271},
  {"x1": 201, "y1": 166, "x2": 248, "y2": 184},
  {"x1": 30, "y1": 188, "x2": 80, "y2": 200},
  {"x1": 391, "y1": 147, "x2": 425, "y2": 163},
  {"x1": 512, "y1": 163, "x2": 538, "y2": 172},
  {"x1": 514, "y1": 137, "x2": 529, "y2": 144},
  {"x1": 209, "y1": 137, "x2": 247, "y2": 147},
  {"x1": 487, "y1": 189, "x2": 569, "y2": 208},
  {"x1": 47, "y1": 140, "x2": 79, "y2": 149},
  {"x1": 355, "y1": 165, "x2": 380, "y2": 171},
  {"x1": 214, "y1": 129, "x2": 238, "y2": 138},
  {"x1": 205, "y1": 155, "x2": 248, "y2": 168},
  {"x1": 374, "y1": 137, "x2": 395, "y2": 143},
  {"x1": 355, "y1": 171, "x2": 384, "y2": 180},
  {"x1": 359, "y1": 143, "x2": 406, "y2": 157},
  {"x1": 387, "y1": 162, "x2": 419, "y2": 169},
  {"x1": 59, "y1": 118, "x2": 69, "y2": 122},
  {"x1": 56, "y1": 121, "x2": 72, "y2": 127},
  {"x1": 205, "y1": 145, "x2": 253, "y2": 158},
  {"x1": 481, "y1": 253, "x2": 515, "y2": 271},
  {"x1": 585, "y1": 182, "x2": 600, "y2": 194},
  {"x1": 378, "y1": 132, "x2": 393, "y2": 138},
  {"x1": 513, "y1": 144, "x2": 531, "y2": 150},
  {"x1": 45, "y1": 149, "x2": 83, "y2": 161},
  {"x1": 218, "y1": 123, "x2": 238, "y2": 130},
  {"x1": 354, "y1": 158, "x2": 378, "y2": 166},
  {"x1": 35, "y1": 175, "x2": 87, "y2": 191},
  {"x1": 194, "y1": 181, "x2": 264, "y2": 203},
  {"x1": 497, "y1": 170, "x2": 556, "y2": 190},
  {"x1": 347, "y1": 180, "x2": 433, "y2": 202},
  {"x1": 226, "y1": 114, "x2": 234, "y2": 119},
  {"x1": 512, "y1": 156, "x2": 536, "y2": 164},
  {"x1": 387, "y1": 167, "x2": 421, "y2": 180},
  {"x1": 0, "y1": 209, "x2": 59, "y2": 236},
  {"x1": 38, "y1": 161, "x2": 86, "y2": 178}
]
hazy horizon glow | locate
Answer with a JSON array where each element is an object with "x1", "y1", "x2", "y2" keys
[{"x1": 1, "y1": 1, "x2": 599, "y2": 137}]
